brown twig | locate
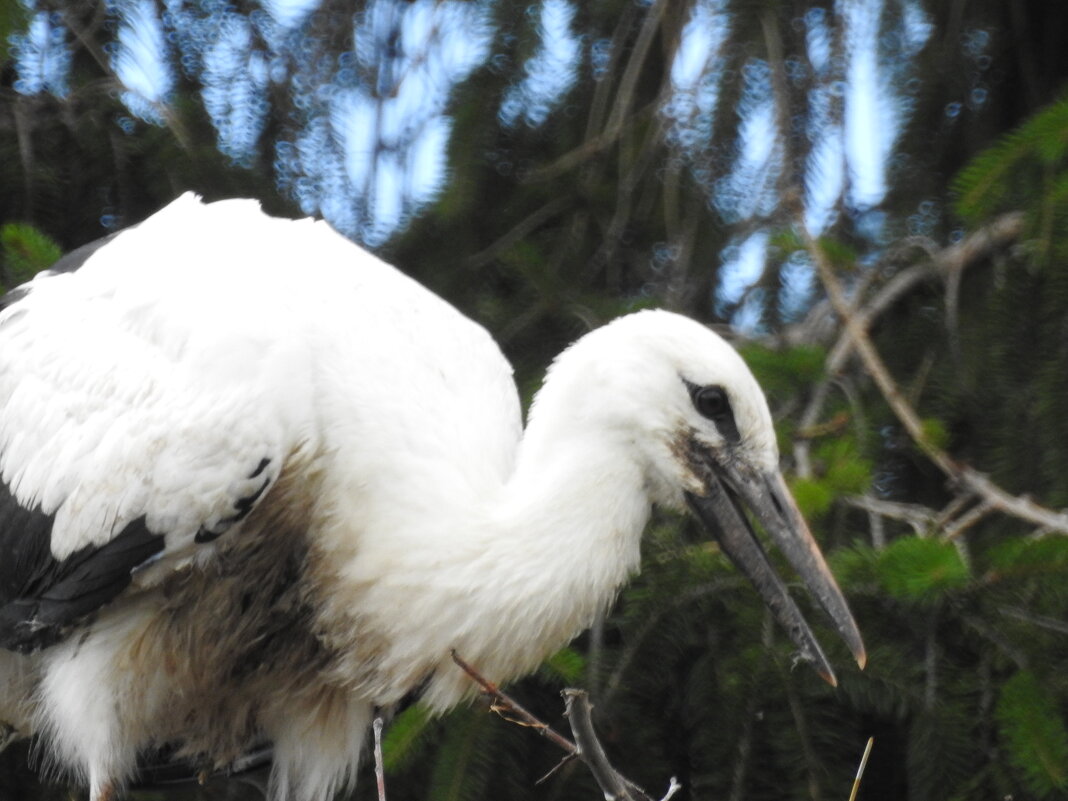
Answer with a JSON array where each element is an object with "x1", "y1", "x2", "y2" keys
[
  {"x1": 791, "y1": 213, "x2": 1025, "y2": 477},
  {"x1": 801, "y1": 218, "x2": 1068, "y2": 536},
  {"x1": 451, "y1": 652, "x2": 679, "y2": 801},
  {"x1": 451, "y1": 651, "x2": 578, "y2": 754}
]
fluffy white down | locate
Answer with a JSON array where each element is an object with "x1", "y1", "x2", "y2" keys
[{"x1": 0, "y1": 194, "x2": 781, "y2": 801}]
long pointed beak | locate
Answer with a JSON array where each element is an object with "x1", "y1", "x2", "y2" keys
[{"x1": 686, "y1": 464, "x2": 865, "y2": 686}]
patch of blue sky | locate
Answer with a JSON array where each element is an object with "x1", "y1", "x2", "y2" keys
[
  {"x1": 161, "y1": 0, "x2": 211, "y2": 77},
  {"x1": 804, "y1": 122, "x2": 845, "y2": 235},
  {"x1": 716, "y1": 230, "x2": 769, "y2": 333},
  {"x1": 259, "y1": 0, "x2": 321, "y2": 31},
  {"x1": 499, "y1": 0, "x2": 581, "y2": 128},
  {"x1": 283, "y1": 0, "x2": 492, "y2": 244},
  {"x1": 111, "y1": 0, "x2": 175, "y2": 125},
  {"x1": 332, "y1": 90, "x2": 378, "y2": 193},
  {"x1": 841, "y1": 0, "x2": 930, "y2": 212},
  {"x1": 801, "y1": 8, "x2": 843, "y2": 235},
  {"x1": 803, "y1": 6, "x2": 831, "y2": 75},
  {"x1": 404, "y1": 114, "x2": 451, "y2": 208},
  {"x1": 842, "y1": 0, "x2": 891, "y2": 209},
  {"x1": 200, "y1": 13, "x2": 271, "y2": 164},
  {"x1": 662, "y1": 0, "x2": 730, "y2": 153},
  {"x1": 432, "y1": 4, "x2": 495, "y2": 83},
  {"x1": 778, "y1": 249, "x2": 815, "y2": 322},
  {"x1": 900, "y1": 0, "x2": 934, "y2": 55},
  {"x1": 11, "y1": 9, "x2": 72, "y2": 98},
  {"x1": 713, "y1": 59, "x2": 781, "y2": 225},
  {"x1": 370, "y1": 150, "x2": 405, "y2": 242}
]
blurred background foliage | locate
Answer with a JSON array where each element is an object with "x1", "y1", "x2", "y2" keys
[{"x1": 3, "y1": 1, "x2": 1068, "y2": 799}]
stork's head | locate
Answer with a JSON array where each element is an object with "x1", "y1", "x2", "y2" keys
[{"x1": 538, "y1": 309, "x2": 865, "y2": 684}]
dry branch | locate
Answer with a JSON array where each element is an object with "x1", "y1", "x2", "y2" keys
[
  {"x1": 800, "y1": 217, "x2": 1068, "y2": 537},
  {"x1": 451, "y1": 651, "x2": 678, "y2": 801},
  {"x1": 562, "y1": 690, "x2": 654, "y2": 801}
]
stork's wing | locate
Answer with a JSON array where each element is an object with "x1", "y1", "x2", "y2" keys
[
  {"x1": 0, "y1": 194, "x2": 522, "y2": 653},
  {"x1": 0, "y1": 230, "x2": 311, "y2": 653}
]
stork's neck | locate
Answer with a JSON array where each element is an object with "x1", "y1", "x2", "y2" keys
[
  {"x1": 500, "y1": 417, "x2": 652, "y2": 608},
  {"x1": 316, "y1": 399, "x2": 655, "y2": 710}
]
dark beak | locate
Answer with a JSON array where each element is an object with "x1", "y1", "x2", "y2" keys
[{"x1": 686, "y1": 462, "x2": 866, "y2": 686}]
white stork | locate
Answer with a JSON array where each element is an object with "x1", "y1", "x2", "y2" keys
[{"x1": 0, "y1": 194, "x2": 864, "y2": 801}]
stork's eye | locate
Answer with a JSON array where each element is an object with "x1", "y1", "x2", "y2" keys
[
  {"x1": 683, "y1": 380, "x2": 741, "y2": 444},
  {"x1": 694, "y1": 386, "x2": 729, "y2": 420}
]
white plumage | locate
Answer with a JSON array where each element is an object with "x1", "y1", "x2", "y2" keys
[{"x1": 0, "y1": 194, "x2": 863, "y2": 801}]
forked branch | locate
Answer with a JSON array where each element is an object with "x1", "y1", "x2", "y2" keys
[
  {"x1": 800, "y1": 220, "x2": 1068, "y2": 537},
  {"x1": 451, "y1": 651, "x2": 679, "y2": 801}
]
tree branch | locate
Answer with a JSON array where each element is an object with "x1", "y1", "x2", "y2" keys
[
  {"x1": 562, "y1": 690, "x2": 654, "y2": 801},
  {"x1": 451, "y1": 651, "x2": 578, "y2": 755},
  {"x1": 801, "y1": 218, "x2": 1068, "y2": 536},
  {"x1": 843, "y1": 494, "x2": 937, "y2": 536},
  {"x1": 451, "y1": 652, "x2": 679, "y2": 801}
]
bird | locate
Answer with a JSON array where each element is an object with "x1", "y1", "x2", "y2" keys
[{"x1": 0, "y1": 194, "x2": 865, "y2": 801}]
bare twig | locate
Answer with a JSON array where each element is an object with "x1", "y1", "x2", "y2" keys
[
  {"x1": 535, "y1": 752, "x2": 580, "y2": 786},
  {"x1": 451, "y1": 651, "x2": 577, "y2": 755},
  {"x1": 822, "y1": 212, "x2": 1026, "y2": 376},
  {"x1": 998, "y1": 605, "x2": 1068, "y2": 636},
  {"x1": 792, "y1": 213, "x2": 1026, "y2": 476},
  {"x1": 801, "y1": 219, "x2": 1068, "y2": 536},
  {"x1": 520, "y1": 102, "x2": 659, "y2": 184},
  {"x1": 604, "y1": 0, "x2": 666, "y2": 136},
  {"x1": 373, "y1": 716, "x2": 387, "y2": 801},
  {"x1": 462, "y1": 197, "x2": 571, "y2": 269},
  {"x1": 451, "y1": 652, "x2": 678, "y2": 801},
  {"x1": 562, "y1": 690, "x2": 654, "y2": 801},
  {"x1": 659, "y1": 776, "x2": 683, "y2": 801},
  {"x1": 843, "y1": 495, "x2": 937, "y2": 536},
  {"x1": 847, "y1": 738, "x2": 874, "y2": 801},
  {"x1": 942, "y1": 500, "x2": 995, "y2": 540}
]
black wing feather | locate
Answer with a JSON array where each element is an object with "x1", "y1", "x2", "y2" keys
[{"x1": 0, "y1": 477, "x2": 164, "y2": 653}]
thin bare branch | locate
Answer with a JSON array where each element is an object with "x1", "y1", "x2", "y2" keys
[
  {"x1": 563, "y1": 690, "x2": 654, "y2": 801},
  {"x1": 847, "y1": 738, "x2": 874, "y2": 801},
  {"x1": 373, "y1": 716, "x2": 387, "y2": 801},
  {"x1": 942, "y1": 500, "x2": 995, "y2": 540},
  {"x1": 462, "y1": 197, "x2": 571, "y2": 269},
  {"x1": 451, "y1": 651, "x2": 578, "y2": 755},
  {"x1": 823, "y1": 212, "x2": 1025, "y2": 378},
  {"x1": 801, "y1": 218, "x2": 1068, "y2": 536},
  {"x1": 520, "y1": 102, "x2": 659, "y2": 184},
  {"x1": 843, "y1": 495, "x2": 937, "y2": 536},
  {"x1": 452, "y1": 652, "x2": 675, "y2": 801},
  {"x1": 998, "y1": 605, "x2": 1068, "y2": 636}
]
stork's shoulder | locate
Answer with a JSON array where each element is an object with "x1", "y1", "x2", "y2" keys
[{"x1": 0, "y1": 195, "x2": 520, "y2": 649}]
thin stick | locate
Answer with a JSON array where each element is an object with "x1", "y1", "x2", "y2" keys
[
  {"x1": 847, "y1": 737, "x2": 874, "y2": 801},
  {"x1": 373, "y1": 716, "x2": 387, "y2": 801},
  {"x1": 660, "y1": 776, "x2": 683, "y2": 801},
  {"x1": 450, "y1": 650, "x2": 578, "y2": 755},
  {"x1": 802, "y1": 222, "x2": 1068, "y2": 536},
  {"x1": 535, "y1": 752, "x2": 580, "y2": 785},
  {"x1": 452, "y1": 651, "x2": 679, "y2": 801},
  {"x1": 563, "y1": 689, "x2": 653, "y2": 801}
]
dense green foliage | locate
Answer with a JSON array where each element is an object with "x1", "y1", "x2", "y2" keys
[{"x1": 4, "y1": 2, "x2": 1068, "y2": 800}]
